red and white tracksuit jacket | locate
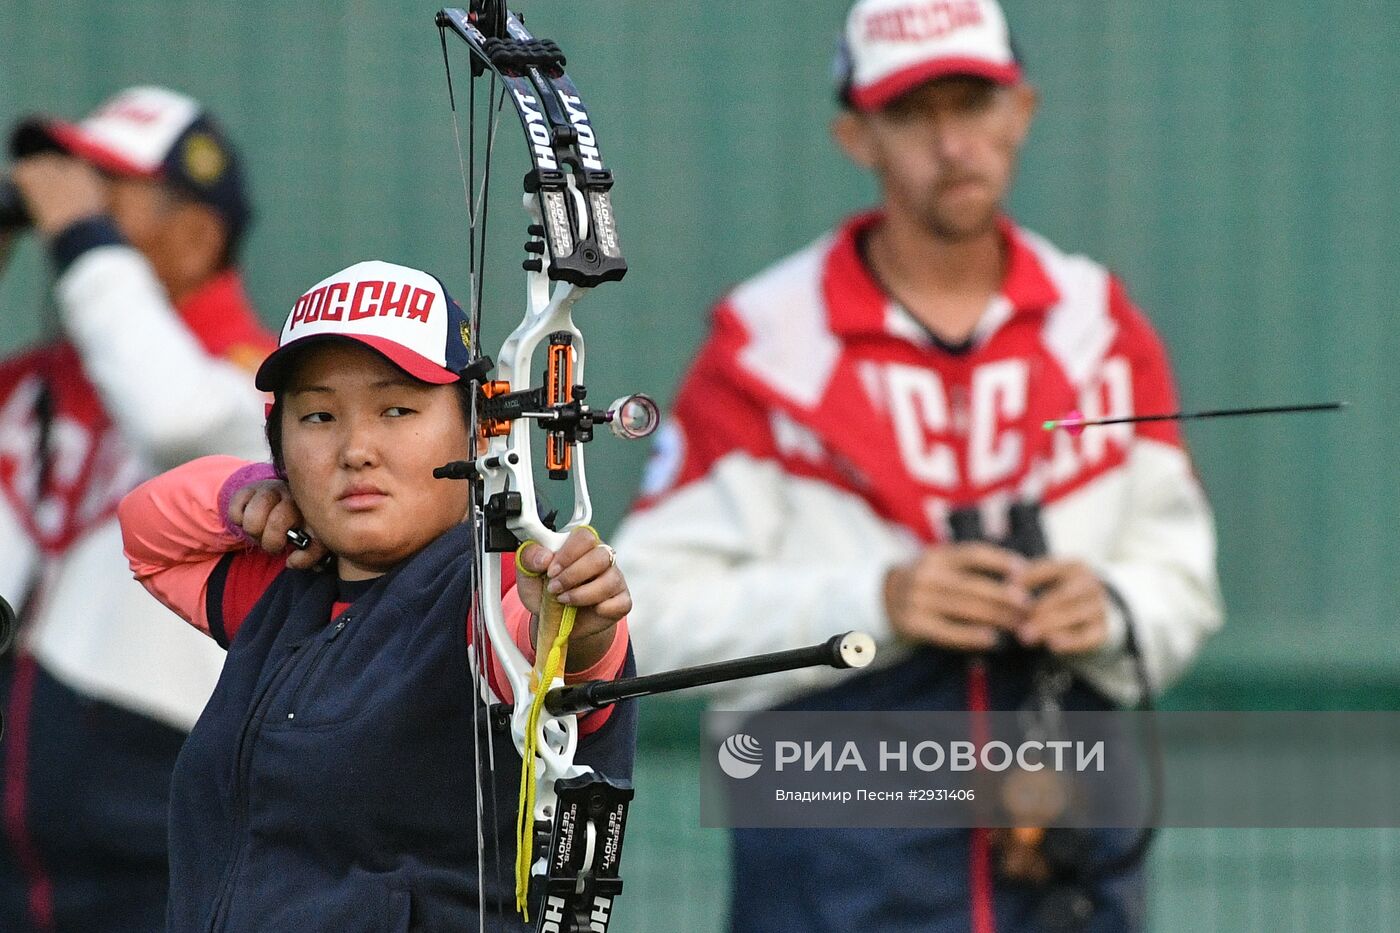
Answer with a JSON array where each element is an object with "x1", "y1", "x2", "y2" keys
[{"x1": 617, "y1": 212, "x2": 1222, "y2": 709}]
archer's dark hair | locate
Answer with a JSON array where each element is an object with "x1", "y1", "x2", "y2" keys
[{"x1": 264, "y1": 380, "x2": 475, "y2": 477}]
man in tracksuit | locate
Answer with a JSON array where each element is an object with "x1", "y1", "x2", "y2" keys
[
  {"x1": 0, "y1": 86, "x2": 274, "y2": 932},
  {"x1": 614, "y1": 1, "x2": 1223, "y2": 929}
]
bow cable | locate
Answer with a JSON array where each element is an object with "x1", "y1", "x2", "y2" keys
[{"x1": 441, "y1": 19, "x2": 512, "y2": 930}]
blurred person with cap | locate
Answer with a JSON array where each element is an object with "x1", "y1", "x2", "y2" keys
[
  {"x1": 615, "y1": 0, "x2": 1221, "y2": 930},
  {"x1": 0, "y1": 86, "x2": 273, "y2": 932}
]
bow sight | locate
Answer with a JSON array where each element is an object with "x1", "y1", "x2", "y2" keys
[{"x1": 439, "y1": 342, "x2": 660, "y2": 479}]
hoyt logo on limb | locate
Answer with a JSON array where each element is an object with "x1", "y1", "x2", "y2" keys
[
  {"x1": 558, "y1": 94, "x2": 602, "y2": 171},
  {"x1": 539, "y1": 894, "x2": 613, "y2": 933},
  {"x1": 513, "y1": 88, "x2": 558, "y2": 171}
]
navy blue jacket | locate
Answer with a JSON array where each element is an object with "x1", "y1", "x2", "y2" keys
[{"x1": 168, "y1": 523, "x2": 637, "y2": 932}]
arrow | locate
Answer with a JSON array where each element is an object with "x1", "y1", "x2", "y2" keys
[{"x1": 1043, "y1": 401, "x2": 1347, "y2": 436}]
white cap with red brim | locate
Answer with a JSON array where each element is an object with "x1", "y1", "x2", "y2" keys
[
  {"x1": 19, "y1": 86, "x2": 202, "y2": 176},
  {"x1": 255, "y1": 260, "x2": 473, "y2": 391},
  {"x1": 841, "y1": 0, "x2": 1022, "y2": 111}
]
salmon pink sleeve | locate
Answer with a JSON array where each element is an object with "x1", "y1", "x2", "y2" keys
[{"x1": 119, "y1": 455, "x2": 285, "y2": 647}]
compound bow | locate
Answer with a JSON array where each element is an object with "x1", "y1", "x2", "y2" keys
[{"x1": 432, "y1": 6, "x2": 876, "y2": 930}]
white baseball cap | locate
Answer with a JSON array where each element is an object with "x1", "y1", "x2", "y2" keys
[
  {"x1": 836, "y1": 0, "x2": 1023, "y2": 112},
  {"x1": 255, "y1": 260, "x2": 472, "y2": 391},
  {"x1": 9, "y1": 86, "x2": 251, "y2": 238}
]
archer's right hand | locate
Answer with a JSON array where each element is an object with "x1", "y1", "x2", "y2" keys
[
  {"x1": 227, "y1": 479, "x2": 330, "y2": 571},
  {"x1": 883, "y1": 543, "x2": 1030, "y2": 651}
]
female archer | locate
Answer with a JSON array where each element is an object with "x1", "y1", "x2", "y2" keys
[{"x1": 118, "y1": 259, "x2": 636, "y2": 931}]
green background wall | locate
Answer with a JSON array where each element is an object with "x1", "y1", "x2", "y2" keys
[
  {"x1": 2, "y1": 2, "x2": 1396, "y2": 927},
  {"x1": 3, "y1": 0, "x2": 1393, "y2": 685}
]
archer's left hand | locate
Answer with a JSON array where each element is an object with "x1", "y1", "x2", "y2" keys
[
  {"x1": 1016, "y1": 559, "x2": 1110, "y2": 655},
  {"x1": 516, "y1": 528, "x2": 630, "y2": 672}
]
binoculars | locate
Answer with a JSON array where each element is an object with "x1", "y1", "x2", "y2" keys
[
  {"x1": 0, "y1": 594, "x2": 14, "y2": 655},
  {"x1": 0, "y1": 180, "x2": 30, "y2": 231}
]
